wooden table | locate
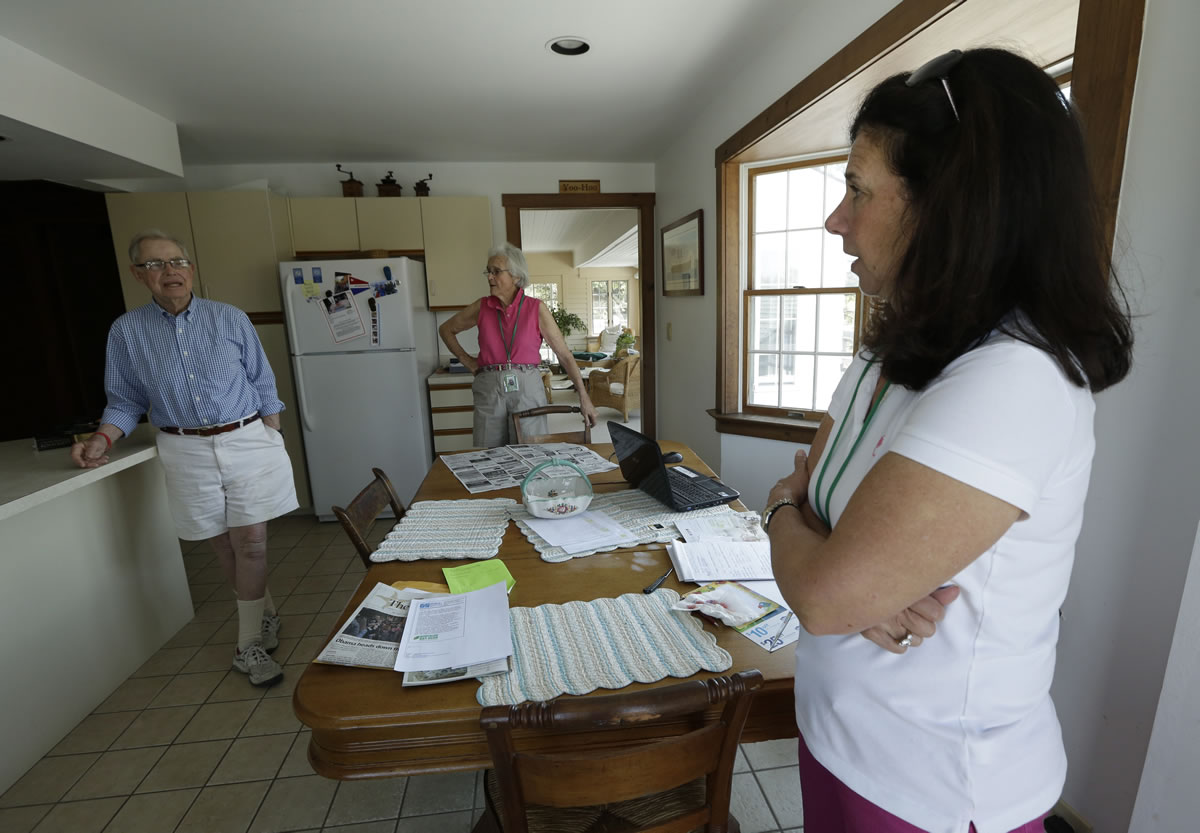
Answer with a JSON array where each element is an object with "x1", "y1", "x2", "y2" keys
[{"x1": 292, "y1": 442, "x2": 797, "y2": 779}]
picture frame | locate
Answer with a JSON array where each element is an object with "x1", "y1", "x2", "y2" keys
[{"x1": 661, "y1": 209, "x2": 703, "y2": 297}]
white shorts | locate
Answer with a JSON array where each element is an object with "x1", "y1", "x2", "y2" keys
[{"x1": 156, "y1": 419, "x2": 299, "y2": 540}]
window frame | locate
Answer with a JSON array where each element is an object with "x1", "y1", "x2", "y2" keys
[{"x1": 589, "y1": 278, "x2": 631, "y2": 335}]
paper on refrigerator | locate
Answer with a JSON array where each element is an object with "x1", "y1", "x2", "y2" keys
[{"x1": 394, "y1": 581, "x2": 513, "y2": 672}]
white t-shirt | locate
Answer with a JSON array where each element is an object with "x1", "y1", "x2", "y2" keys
[{"x1": 796, "y1": 333, "x2": 1096, "y2": 833}]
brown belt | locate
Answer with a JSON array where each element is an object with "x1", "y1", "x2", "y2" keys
[{"x1": 160, "y1": 413, "x2": 260, "y2": 437}]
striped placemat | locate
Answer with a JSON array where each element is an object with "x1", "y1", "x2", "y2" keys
[
  {"x1": 476, "y1": 589, "x2": 732, "y2": 705},
  {"x1": 370, "y1": 498, "x2": 517, "y2": 562}
]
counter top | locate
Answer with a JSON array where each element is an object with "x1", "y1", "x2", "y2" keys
[
  {"x1": 428, "y1": 368, "x2": 475, "y2": 386},
  {"x1": 0, "y1": 425, "x2": 160, "y2": 522}
]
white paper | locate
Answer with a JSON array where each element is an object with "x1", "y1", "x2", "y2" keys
[
  {"x1": 738, "y1": 607, "x2": 801, "y2": 652},
  {"x1": 739, "y1": 580, "x2": 789, "y2": 608},
  {"x1": 667, "y1": 540, "x2": 774, "y2": 582},
  {"x1": 442, "y1": 444, "x2": 617, "y2": 494},
  {"x1": 674, "y1": 513, "x2": 767, "y2": 543},
  {"x1": 394, "y1": 581, "x2": 513, "y2": 672},
  {"x1": 524, "y1": 510, "x2": 639, "y2": 554}
]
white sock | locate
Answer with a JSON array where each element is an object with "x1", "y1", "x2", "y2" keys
[
  {"x1": 264, "y1": 588, "x2": 277, "y2": 617},
  {"x1": 237, "y1": 598, "x2": 267, "y2": 651}
]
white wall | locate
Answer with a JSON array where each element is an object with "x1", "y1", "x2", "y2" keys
[
  {"x1": 655, "y1": 0, "x2": 1200, "y2": 829},
  {"x1": 651, "y1": 0, "x2": 901, "y2": 470},
  {"x1": 1129, "y1": 521, "x2": 1200, "y2": 832},
  {"x1": 1052, "y1": 1, "x2": 1200, "y2": 829}
]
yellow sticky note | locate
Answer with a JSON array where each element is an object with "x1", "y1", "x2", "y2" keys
[
  {"x1": 302, "y1": 281, "x2": 319, "y2": 298},
  {"x1": 442, "y1": 560, "x2": 515, "y2": 594}
]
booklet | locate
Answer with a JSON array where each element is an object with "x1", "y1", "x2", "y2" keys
[
  {"x1": 666, "y1": 539, "x2": 774, "y2": 582},
  {"x1": 394, "y1": 581, "x2": 513, "y2": 673}
]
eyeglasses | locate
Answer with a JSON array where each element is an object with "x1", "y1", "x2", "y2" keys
[
  {"x1": 482, "y1": 267, "x2": 510, "y2": 277},
  {"x1": 906, "y1": 49, "x2": 963, "y2": 121},
  {"x1": 134, "y1": 258, "x2": 192, "y2": 272}
]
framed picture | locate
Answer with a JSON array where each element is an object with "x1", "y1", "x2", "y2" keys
[{"x1": 661, "y1": 209, "x2": 703, "y2": 297}]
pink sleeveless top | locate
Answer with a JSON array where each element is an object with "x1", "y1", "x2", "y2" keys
[{"x1": 477, "y1": 290, "x2": 544, "y2": 365}]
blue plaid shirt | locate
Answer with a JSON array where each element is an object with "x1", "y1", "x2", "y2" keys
[{"x1": 101, "y1": 297, "x2": 285, "y2": 435}]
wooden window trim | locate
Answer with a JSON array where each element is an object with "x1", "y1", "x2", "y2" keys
[{"x1": 713, "y1": 0, "x2": 1144, "y2": 441}]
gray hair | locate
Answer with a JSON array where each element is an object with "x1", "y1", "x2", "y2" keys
[
  {"x1": 488, "y1": 242, "x2": 529, "y2": 288},
  {"x1": 128, "y1": 229, "x2": 190, "y2": 263}
]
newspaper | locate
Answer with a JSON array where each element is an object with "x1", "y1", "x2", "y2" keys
[
  {"x1": 442, "y1": 443, "x2": 617, "y2": 494},
  {"x1": 315, "y1": 582, "x2": 510, "y2": 686}
]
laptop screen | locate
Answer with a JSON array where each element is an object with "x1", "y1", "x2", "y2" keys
[{"x1": 609, "y1": 422, "x2": 664, "y2": 487}]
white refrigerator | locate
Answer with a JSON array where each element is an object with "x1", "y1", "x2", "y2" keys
[{"x1": 280, "y1": 257, "x2": 436, "y2": 520}]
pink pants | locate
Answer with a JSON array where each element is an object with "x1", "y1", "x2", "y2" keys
[{"x1": 797, "y1": 735, "x2": 1049, "y2": 833}]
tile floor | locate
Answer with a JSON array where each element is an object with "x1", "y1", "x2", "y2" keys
[{"x1": 0, "y1": 514, "x2": 803, "y2": 833}]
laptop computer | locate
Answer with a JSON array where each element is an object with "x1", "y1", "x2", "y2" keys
[{"x1": 608, "y1": 422, "x2": 740, "y2": 511}]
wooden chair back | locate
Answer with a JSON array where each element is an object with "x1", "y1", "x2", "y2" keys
[
  {"x1": 478, "y1": 670, "x2": 762, "y2": 833},
  {"x1": 330, "y1": 467, "x2": 406, "y2": 568},
  {"x1": 510, "y1": 405, "x2": 592, "y2": 445}
]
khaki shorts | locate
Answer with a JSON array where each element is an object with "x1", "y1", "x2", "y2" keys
[
  {"x1": 156, "y1": 419, "x2": 299, "y2": 540},
  {"x1": 472, "y1": 368, "x2": 548, "y2": 447}
]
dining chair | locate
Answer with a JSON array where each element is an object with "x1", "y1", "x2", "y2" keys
[
  {"x1": 473, "y1": 669, "x2": 763, "y2": 833},
  {"x1": 510, "y1": 405, "x2": 592, "y2": 445},
  {"x1": 330, "y1": 467, "x2": 406, "y2": 568}
]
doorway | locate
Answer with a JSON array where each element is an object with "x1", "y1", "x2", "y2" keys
[{"x1": 502, "y1": 193, "x2": 656, "y2": 438}]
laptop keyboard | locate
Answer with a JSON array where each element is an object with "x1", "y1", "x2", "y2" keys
[{"x1": 669, "y1": 472, "x2": 724, "y2": 505}]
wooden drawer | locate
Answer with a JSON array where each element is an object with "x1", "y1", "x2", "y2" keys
[
  {"x1": 429, "y1": 387, "x2": 474, "y2": 407},
  {"x1": 432, "y1": 410, "x2": 473, "y2": 430}
]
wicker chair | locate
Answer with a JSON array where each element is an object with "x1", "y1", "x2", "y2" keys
[
  {"x1": 588, "y1": 354, "x2": 641, "y2": 422},
  {"x1": 474, "y1": 670, "x2": 762, "y2": 833}
]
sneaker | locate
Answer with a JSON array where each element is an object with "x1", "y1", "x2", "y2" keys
[
  {"x1": 262, "y1": 612, "x2": 281, "y2": 653},
  {"x1": 233, "y1": 642, "x2": 284, "y2": 687}
]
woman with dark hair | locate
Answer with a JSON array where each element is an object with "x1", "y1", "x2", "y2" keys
[{"x1": 763, "y1": 49, "x2": 1133, "y2": 833}]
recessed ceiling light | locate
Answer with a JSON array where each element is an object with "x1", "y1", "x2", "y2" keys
[{"x1": 547, "y1": 36, "x2": 590, "y2": 56}]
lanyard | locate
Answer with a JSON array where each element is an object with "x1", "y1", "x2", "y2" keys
[
  {"x1": 496, "y1": 293, "x2": 525, "y2": 363},
  {"x1": 812, "y1": 360, "x2": 892, "y2": 528}
]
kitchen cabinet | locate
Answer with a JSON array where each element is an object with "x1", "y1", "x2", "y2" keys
[
  {"x1": 289, "y1": 195, "x2": 493, "y2": 309},
  {"x1": 187, "y1": 190, "x2": 293, "y2": 312},
  {"x1": 290, "y1": 197, "x2": 359, "y2": 252},
  {"x1": 355, "y1": 198, "x2": 423, "y2": 251},
  {"x1": 420, "y1": 196, "x2": 493, "y2": 309},
  {"x1": 105, "y1": 192, "x2": 198, "y2": 311}
]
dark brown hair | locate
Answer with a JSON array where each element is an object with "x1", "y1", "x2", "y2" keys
[{"x1": 853, "y1": 48, "x2": 1133, "y2": 391}]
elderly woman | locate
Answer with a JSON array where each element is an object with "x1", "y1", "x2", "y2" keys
[
  {"x1": 439, "y1": 242, "x2": 597, "y2": 447},
  {"x1": 762, "y1": 49, "x2": 1133, "y2": 833}
]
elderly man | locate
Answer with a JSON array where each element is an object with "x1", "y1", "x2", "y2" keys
[{"x1": 72, "y1": 229, "x2": 297, "y2": 686}]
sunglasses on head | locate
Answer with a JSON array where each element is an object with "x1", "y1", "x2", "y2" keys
[{"x1": 906, "y1": 49, "x2": 964, "y2": 121}]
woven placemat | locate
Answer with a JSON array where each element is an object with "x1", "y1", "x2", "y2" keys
[
  {"x1": 476, "y1": 589, "x2": 732, "y2": 705},
  {"x1": 509, "y1": 489, "x2": 741, "y2": 562},
  {"x1": 370, "y1": 498, "x2": 517, "y2": 562}
]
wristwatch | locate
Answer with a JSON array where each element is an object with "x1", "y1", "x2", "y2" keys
[{"x1": 762, "y1": 497, "x2": 801, "y2": 531}]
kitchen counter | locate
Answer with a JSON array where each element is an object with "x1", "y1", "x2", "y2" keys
[{"x1": 0, "y1": 424, "x2": 192, "y2": 794}]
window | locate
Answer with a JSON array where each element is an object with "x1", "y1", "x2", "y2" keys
[
  {"x1": 526, "y1": 282, "x2": 560, "y2": 364},
  {"x1": 590, "y1": 280, "x2": 629, "y2": 334},
  {"x1": 744, "y1": 157, "x2": 861, "y2": 417}
]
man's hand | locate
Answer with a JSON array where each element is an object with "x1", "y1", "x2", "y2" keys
[
  {"x1": 262, "y1": 413, "x2": 282, "y2": 431},
  {"x1": 861, "y1": 585, "x2": 961, "y2": 654},
  {"x1": 71, "y1": 434, "x2": 110, "y2": 469}
]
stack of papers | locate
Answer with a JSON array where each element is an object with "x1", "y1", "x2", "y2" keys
[
  {"x1": 666, "y1": 540, "x2": 773, "y2": 582},
  {"x1": 524, "y1": 510, "x2": 638, "y2": 555}
]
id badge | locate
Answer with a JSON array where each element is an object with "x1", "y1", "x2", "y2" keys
[{"x1": 502, "y1": 372, "x2": 520, "y2": 393}]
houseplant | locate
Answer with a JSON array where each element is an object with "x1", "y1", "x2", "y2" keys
[{"x1": 550, "y1": 306, "x2": 586, "y2": 337}]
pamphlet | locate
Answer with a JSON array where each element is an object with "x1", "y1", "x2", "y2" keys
[
  {"x1": 394, "y1": 581, "x2": 513, "y2": 673},
  {"x1": 736, "y1": 605, "x2": 801, "y2": 653},
  {"x1": 443, "y1": 559, "x2": 516, "y2": 594},
  {"x1": 665, "y1": 540, "x2": 774, "y2": 583}
]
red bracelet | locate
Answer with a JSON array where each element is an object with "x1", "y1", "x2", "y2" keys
[{"x1": 96, "y1": 431, "x2": 113, "y2": 449}]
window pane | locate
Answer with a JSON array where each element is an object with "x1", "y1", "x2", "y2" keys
[
  {"x1": 748, "y1": 353, "x2": 779, "y2": 406},
  {"x1": 591, "y1": 283, "x2": 609, "y2": 334},
  {"x1": 823, "y1": 162, "x2": 847, "y2": 211},
  {"x1": 786, "y1": 229, "x2": 822, "y2": 288},
  {"x1": 816, "y1": 292, "x2": 858, "y2": 353},
  {"x1": 754, "y1": 232, "x2": 786, "y2": 289},
  {"x1": 750, "y1": 296, "x2": 779, "y2": 351},
  {"x1": 821, "y1": 233, "x2": 856, "y2": 288},
  {"x1": 528, "y1": 282, "x2": 558, "y2": 307},
  {"x1": 815, "y1": 355, "x2": 853, "y2": 412},
  {"x1": 610, "y1": 281, "x2": 629, "y2": 328},
  {"x1": 779, "y1": 354, "x2": 815, "y2": 410},
  {"x1": 787, "y1": 167, "x2": 826, "y2": 229},
  {"x1": 780, "y1": 295, "x2": 815, "y2": 352},
  {"x1": 754, "y1": 171, "x2": 787, "y2": 233}
]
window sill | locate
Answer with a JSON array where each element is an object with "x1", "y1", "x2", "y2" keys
[{"x1": 707, "y1": 409, "x2": 820, "y2": 444}]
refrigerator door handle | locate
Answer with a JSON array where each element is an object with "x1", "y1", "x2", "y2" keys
[{"x1": 294, "y1": 363, "x2": 316, "y2": 432}]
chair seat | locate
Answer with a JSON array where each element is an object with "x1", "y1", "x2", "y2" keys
[
  {"x1": 608, "y1": 382, "x2": 625, "y2": 395},
  {"x1": 485, "y1": 769, "x2": 706, "y2": 833}
]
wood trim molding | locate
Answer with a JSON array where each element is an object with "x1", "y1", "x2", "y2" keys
[
  {"x1": 502, "y1": 192, "x2": 658, "y2": 439},
  {"x1": 248, "y1": 311, "x2": 284, "y2": 325},
  {"x1": 707, "y1": 410, "x2": 820, "y2": 445}
]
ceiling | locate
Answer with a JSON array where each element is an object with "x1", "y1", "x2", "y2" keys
[
  {"x1": 520, "y1": 209, "x2": 639, "y2": 268},
  {"x1": 0, "y1": 0, "x2": 785, "y2": 170}
]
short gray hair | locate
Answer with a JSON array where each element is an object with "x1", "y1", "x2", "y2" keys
[
  {"x1": 488, "y1": 242, "x2": 529, "y2": 288},
  {"x1": 128, "y1": 229, "x2": 190, "y2": 263}
]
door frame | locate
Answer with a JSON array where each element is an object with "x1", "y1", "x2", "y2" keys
[{"x1": 502, "y1": 193, "x2": 657, "y2": 438}]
